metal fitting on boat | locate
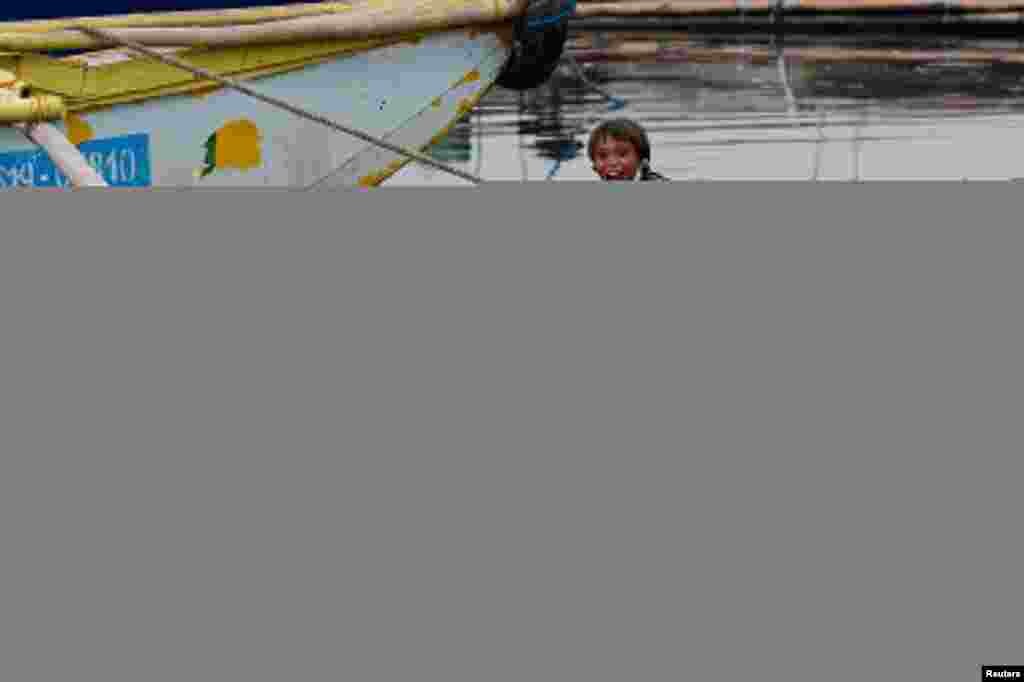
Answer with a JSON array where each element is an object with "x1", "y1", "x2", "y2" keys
[
  {"x1": 0, "y1": 72, "x2": 66, "y2": 123},
  {"x1": 496, "y1": 0, "x2": 576, "y2": 90}
]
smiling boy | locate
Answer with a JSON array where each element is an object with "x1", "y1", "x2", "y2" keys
[{"x1": 588, "y1": 118, "x2": 669, "y2": 182}]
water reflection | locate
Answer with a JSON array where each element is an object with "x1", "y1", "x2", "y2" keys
[
  {"x1": 388, "y1": 31, "x2": 1024, "y2": 184},
  {"x1": 426, "y1": 121, "x2": 472, "y2": 164},
  {"x1": 518, "y1": 77, "x2": 591, "y2": 178}
]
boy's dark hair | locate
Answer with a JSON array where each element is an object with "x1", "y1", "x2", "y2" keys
[{"x1": 587, "y1": 118, "x2": 651, "y2": 162}]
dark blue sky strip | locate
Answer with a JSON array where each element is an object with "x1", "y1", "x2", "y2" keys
[{"x1": 2, "y1": 0, "x2": 314, "y2": 22}]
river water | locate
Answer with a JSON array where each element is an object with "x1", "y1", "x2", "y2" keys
[{"x1": 388, "y1": 30, "x2": 1024, "y2": 184}]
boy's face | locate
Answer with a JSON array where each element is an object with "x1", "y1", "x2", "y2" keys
[{"x1": 591, "y1": 135, "x2": 641, "y2": 181}]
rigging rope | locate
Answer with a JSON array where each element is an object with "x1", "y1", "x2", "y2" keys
[{"x1": 72, "y1": 24, "x2": 486, "y2": 186}]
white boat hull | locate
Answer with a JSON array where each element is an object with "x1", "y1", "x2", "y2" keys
[{"x1": 0, "y1": 26, "x2": 511, "y2": 188}]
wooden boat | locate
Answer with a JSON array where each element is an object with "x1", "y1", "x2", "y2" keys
[{"x1": 0, "y1": 0, "x2": 574, "y2": 188}]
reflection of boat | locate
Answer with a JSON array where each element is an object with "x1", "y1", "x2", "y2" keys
[
  {"x1": 568, "y1": 37, "x2": 1024, "y2": 67},
  {"x1": 426, "y1": 119, "x2": 473, "y2": 163},
  {"x1": 0, "y1": 0, "x2": 573, "y2": 188},
  {"x1": 562, "y1": 33, "x2": 1024, "y2": 181}
]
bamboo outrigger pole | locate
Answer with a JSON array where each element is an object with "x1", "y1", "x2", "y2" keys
[
  {"x1": 0, "y1": 73, "x2": 107, "y2": 187},
  {"x1": 2, "y1": 0, "x2": 529, "y2": 51},
  {"x1": 16, "y1": 122, "x2": 109, "y2": 187}
]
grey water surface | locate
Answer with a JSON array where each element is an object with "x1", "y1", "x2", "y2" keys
[{"x1": 390, "y1": 29, "x2": 1024, "y2": 184}]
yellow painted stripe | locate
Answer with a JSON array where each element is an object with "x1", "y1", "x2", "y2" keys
[{"x1": 0, "y1": 35, "x2": 419, "y2": 110}]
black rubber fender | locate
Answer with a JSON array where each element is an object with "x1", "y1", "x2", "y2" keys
[{"x1": 495, "y1": 0, "x2": 575, "y2": 91}]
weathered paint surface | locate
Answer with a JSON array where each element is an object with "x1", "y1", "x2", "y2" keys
[
  {"x1": 313, "y1": 40, "x2": 508, "y2": 188},
  {"x1": 0, "y1": 27, "x2": 509, "y2": 188}
]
